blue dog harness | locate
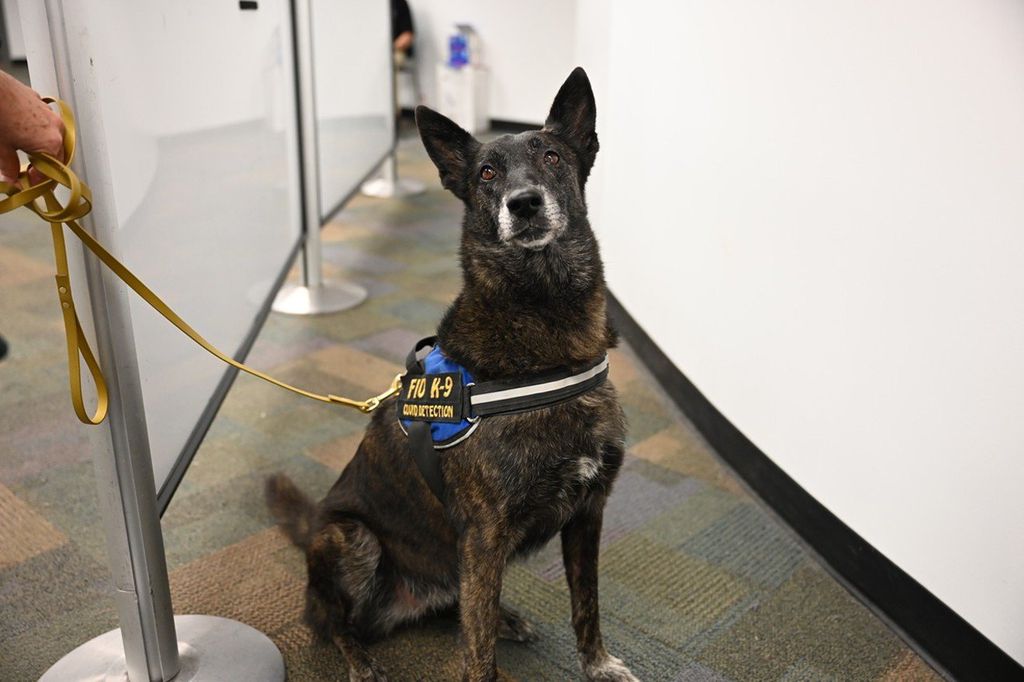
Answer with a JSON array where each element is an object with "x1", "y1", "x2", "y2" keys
[
  {"x1": 398, "y1": 340, "x2": 480, "y2": 448},
  {"x1": 396, "y1": 337, "x2": 609, "y2": 498}
]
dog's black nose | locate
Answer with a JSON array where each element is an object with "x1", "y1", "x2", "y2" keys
[{"x1": 506, "y1": 189, "x2": 543, "y2": 219}]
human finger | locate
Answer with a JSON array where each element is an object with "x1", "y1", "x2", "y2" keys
[{"x1": 0, "y1": 145, "x2": 21, "y2": 184}]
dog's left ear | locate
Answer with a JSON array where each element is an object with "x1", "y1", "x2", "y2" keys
[{"x1": 544, "y1": 67, "x2": 599, "y2": 184}]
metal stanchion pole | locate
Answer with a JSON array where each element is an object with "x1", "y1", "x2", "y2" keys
[
  {"x1": 360, "y1": 45, "x2": 425, "y2": 198},
  {"x1": 273, "y1": 0, "x2": 367, "y2": 315},
  {"x1": 0, "y1": 2, "x2": 10, "y2": 67},
  {"x1": 34, "y1": 3, "x2": 180, "y2": 677},
  {"x1": 32, "y1": 2, "x2": 285, "y2": 679}
]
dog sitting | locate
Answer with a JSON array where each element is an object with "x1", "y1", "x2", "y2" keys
[{"x1": 266, "y1": 67, "x2": 638, "y2": 682}]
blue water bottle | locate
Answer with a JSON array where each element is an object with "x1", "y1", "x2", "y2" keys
[{"x1": 449, "y1": 32, "x2": 469, "y2": 68}]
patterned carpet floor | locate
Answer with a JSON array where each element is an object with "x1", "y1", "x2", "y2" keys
[{"x1": 0, "y1": 127, "x2": 941, "y2": 681}]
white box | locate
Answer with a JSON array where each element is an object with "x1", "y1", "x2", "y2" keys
[{"x1": 436, "y1": 64, "x2": 489, "y2": 135}]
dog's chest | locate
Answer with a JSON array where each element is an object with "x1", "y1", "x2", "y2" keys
[
  {"x1": 507, "y1": 448, "x2": 610, "y2": 557},
  {"x1": 485, "y1": 390, "x2": 624, "y2": 553}
]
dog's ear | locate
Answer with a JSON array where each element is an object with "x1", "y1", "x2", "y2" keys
[
  {"x1": 416, "y1": 106, "x2": 479, "y2": 200},
  {"x1": 544, "y1": 67, "x2": 599, "y2": 183}
]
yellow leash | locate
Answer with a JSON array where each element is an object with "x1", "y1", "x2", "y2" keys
[{"x1": 0, "y1": 99, "x2": 401, "y2": 425}]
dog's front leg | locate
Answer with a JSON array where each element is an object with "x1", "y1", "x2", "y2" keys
[
  {"x1": 562, "y1": 496, "x2": 639, "y2": 682},
  {"x1": 458, "y1": 523, "x2": 507, "y2": 682}
]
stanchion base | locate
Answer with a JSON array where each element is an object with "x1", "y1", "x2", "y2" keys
[
  {"x1": 360, "y1": 176, "x2": 426, "y2": 198},
  {"x1": 39, "y1": 615, "x2": 285, "y2": 682},
  {"x1": 272, "y1": 280, "x2": 367, "y2": 315}
]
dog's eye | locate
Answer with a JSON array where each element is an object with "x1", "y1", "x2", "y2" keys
[
  {"x1": 544, "y1": 151, "x2": 560, "y2": 166},
  {"x1": 480, "y1": 165, "x2": 496, "y2": 181}
]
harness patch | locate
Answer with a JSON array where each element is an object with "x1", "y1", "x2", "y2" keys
[
  {"x1": 398, "y1": 343, "x2": 478, "y2": 449},
  {"x1": 397, "y1": 372, "x2": 464, "y2": 424}
]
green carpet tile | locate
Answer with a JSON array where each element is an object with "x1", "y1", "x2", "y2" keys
[{"x1": 0, "y1": 127, "x2": 941, "y2": 681}]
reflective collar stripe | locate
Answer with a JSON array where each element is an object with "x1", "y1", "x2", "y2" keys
[{"x1": 470, "y1": 356, "x2": 609, "y2": 407}]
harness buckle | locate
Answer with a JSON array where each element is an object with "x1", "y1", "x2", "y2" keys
[{"x1": 464, "y1": 382, "x2": 480, "y2": 423}]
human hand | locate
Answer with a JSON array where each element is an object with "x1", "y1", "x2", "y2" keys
[{"x1": 0, "y1": 70, "x2": 65, "y2": 187}]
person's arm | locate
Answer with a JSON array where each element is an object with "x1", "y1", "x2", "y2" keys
[
  {"x1": 0, "y1": 70, "x2": 64, "y2": 184},
  {"x1": 394, "y1": 30, "x2": 413, "y2": 53}
]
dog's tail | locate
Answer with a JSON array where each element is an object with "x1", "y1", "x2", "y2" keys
[{"x1": 265, "y1": 473, "x2": 316, "y2": 549}]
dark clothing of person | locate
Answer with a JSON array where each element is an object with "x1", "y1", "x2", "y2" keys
[{"x1": 391, "y1": 0, "x2": 414, "y2": 57}]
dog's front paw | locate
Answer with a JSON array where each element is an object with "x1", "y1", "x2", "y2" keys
[
  {"x1": 497, "y1": 605, "x2": 537, "y2": 642},
  {"x1": 348, "y1": 659, "x2": 390, "y2": 682},
  {"x1": 581, "y1": 653, "x2": 640, "y2": 682}
]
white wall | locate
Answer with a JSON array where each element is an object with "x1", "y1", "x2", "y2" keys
[
  {"x1": 406, "y1": 0, "x2": 578, "y2": 124},
  {"x1": 97, "y1": 1, "x2": 292, "y2": 137},
  {"x1": 579, "y1": 0, "x2": 1024, "y2": 665}
]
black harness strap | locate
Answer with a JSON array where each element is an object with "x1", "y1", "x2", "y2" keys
[
  {"x1": 401, "y1": 336, "x2": 448, "y2": 499},
  {"x1": 404, "y1": 335, "x2": 439, "y2": 373},
  {"x1": 406, "y1": 421, "x2": 446, "y2": 500}
]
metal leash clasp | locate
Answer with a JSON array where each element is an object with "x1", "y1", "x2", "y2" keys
[{"x1": 330, "y1": 373, "x2": 404, "y2": 413}]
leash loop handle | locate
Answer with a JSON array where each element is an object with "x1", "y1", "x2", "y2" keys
[{"x1": 0, "y1": 99, "x2": 397, "y2": 424}]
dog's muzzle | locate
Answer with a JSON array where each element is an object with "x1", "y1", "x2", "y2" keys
[{"x1": 499, "y1": 187, "x2": 565, "y2": 247}]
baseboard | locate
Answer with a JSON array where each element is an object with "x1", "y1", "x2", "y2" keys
[{"x1": 605, "y1": 290, "x2": 1023, "y2": 682}]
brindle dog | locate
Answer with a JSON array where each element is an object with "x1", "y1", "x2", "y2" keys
[{"x1": 266, "y1": 67, "x2": 638, "y2": 682}]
